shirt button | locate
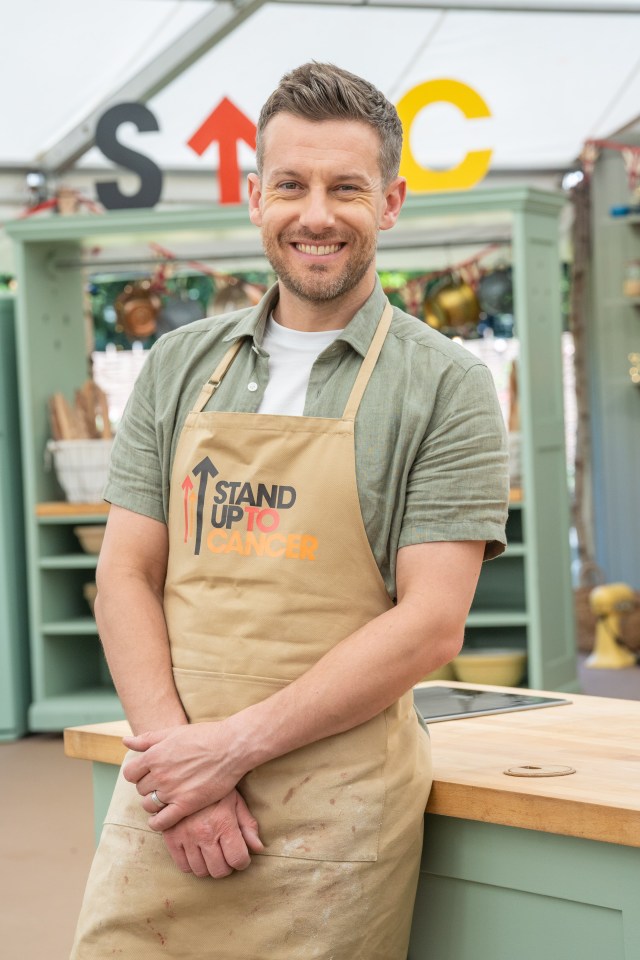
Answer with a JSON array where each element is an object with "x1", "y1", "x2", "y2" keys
[{"x1": 247, "y1": 381, "x2": 258, "y2": 392}]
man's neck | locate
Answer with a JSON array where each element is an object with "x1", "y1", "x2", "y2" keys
[{"x1": 273, "y1": 276, "x2": 376, "y2": 332}]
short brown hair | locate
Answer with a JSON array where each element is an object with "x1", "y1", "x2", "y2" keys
[{"x1": 256, "y1": 62, "x2": 403, "y2": 185}]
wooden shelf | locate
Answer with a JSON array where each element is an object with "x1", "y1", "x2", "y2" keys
[
  {"x1": 603, "y1": 297, "x2": 640, "y2": 307},
  {"x1": 504, "y1": 544, "x2": 526, "y2": 557},
  {"x1": 36, "y1": 501, "x2": 109, "y2": 519},
  {"x1": 466, "y1": 611, "x2": 530, "y2": 627},
  {"x1": 39, "y1": 555, "x2": 98, "y2": 570},
  {"x1": 30, "y1": 688, "x2": 123, "y2": 731},
  {"x1": 42, "y1": 618, "x2": 98, "y2": 635},
  {"x1": 610, "y1": 213, "x2": 640, "y2": 226}
]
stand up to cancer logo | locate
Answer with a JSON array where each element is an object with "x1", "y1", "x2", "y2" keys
[{"x1": 180, "y1": 457, "x2": 318, "y2": 561}]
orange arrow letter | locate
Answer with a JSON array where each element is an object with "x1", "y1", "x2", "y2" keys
[
  {"x1": 187, "y1": 97, "x2": 257, "y2": 205},
  {"x1": 182, "y1": 475, "x2": 194, "y2": 543}
]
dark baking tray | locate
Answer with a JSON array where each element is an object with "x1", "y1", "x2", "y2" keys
[{"x1": 414, "y1": 685, "x2": 571, "y2": 722}]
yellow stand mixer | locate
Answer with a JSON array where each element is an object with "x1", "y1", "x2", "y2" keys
[{"x1": 587, "y1": 583, "x2": 638, "y2": 669}]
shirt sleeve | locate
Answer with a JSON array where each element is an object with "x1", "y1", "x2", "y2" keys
[
  {"x1": 102, "y1": 345, "x2": 166, "y2": 523},
  {"x1": 398, "y1": 362, "x2": 509, "y2": 561}
]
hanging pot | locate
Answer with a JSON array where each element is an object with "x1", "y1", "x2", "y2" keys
[
  {"x1": 156, "y1": 292, "x2": 205, "y2": 336},
  {"x1": 424, "y1": 274, "x2": 480, "y2": 330},
  {"x1": 478, "y1": 266, "x2": 513, "y2": 315},
  {"x1": 114, "y1": 280, "x2": 161, "y2": 340},
  {"x1": 209, "y1": 281, "x2": 257, "y2": 315}
]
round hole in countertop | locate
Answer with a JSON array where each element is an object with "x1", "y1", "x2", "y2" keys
[{"x1": 504, "y1": 764, "x2": 576, "y2": 778}]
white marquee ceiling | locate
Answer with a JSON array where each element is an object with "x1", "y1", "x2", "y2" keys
[{"x1": 2, "y1": 0, "x2": 640, "y2": 179}]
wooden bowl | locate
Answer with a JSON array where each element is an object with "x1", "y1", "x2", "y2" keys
[
  {"x1": 421, "y1": 662, "x2": 456, "y2": 683},
  {"x1": 83, "y1": 581, "x2": 98, "y2": 616},
  {"x1": 452, "y1": 649, "x2": 527, "y2": 687},
  {"x1": 74, "y1": 525, "x2": 105, "y2": 554}
]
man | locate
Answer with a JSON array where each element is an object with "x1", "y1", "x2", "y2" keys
[{"x1": 71, "y1": 62, "x2": 508, "y2": 959}]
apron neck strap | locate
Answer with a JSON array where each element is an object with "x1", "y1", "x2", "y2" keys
[
  {"x1": 342, "y1": 301, "x2": 393, "y2": 420},
  {"x1": 191, "y1": 339, "x2": 245, "y2": 414},
  {"x1": 191, "y1": 300, "x2": 393, "y2": 418}
]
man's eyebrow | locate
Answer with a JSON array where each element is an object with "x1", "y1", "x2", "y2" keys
[
  {"x1": 269, "y1": 169, "x2": 302, "y2": 179},
  {"x1": 334, "y1": 173, "x2": 372, "y2": 184},
  {"x1": 267, "y1": 168, "x2": 373, "y2": 184}
]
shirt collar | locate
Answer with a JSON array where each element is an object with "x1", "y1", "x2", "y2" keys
[
  {"x1": 334, "y1": 277, "x2": 388, "y2": 358},
  {"x1": 222, "y1": 276, "x2": 389, "y2": 358},
  {"x1": 221, "y1": 284, "x2": 279, "y2": 347}
]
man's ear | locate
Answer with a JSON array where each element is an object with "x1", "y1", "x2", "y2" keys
[
  {"x1": 379, "y1": 177, "x2": 407, "y2": 232},
  {"x1": 247, "y1": 173, "x2": 263, "y2": 227}
]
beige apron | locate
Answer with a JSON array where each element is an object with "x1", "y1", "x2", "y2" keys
[{"x1": 71, "y1": 302, "x2": 432, "y2": 960}]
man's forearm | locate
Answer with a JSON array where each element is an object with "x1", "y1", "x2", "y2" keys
[
  {"x1": 228, "y1": 539, "x2": 483, "y2": 774},
  {"x1": 122, "y1": 540, "x2": 483, "y2": 829},
  {"x1": 95, "y1": 571, "x2": 187, "y2": 734},
  {"x1": 124, "y1": 575, "x2": 465, "y2": 827},
  {"x1": 228, "y1": 592, "x2": 454, "y2": 772}
]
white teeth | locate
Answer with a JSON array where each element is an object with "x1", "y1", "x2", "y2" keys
[{"x1": 295, "y1": 243, "x2": 341, "y2": 256}]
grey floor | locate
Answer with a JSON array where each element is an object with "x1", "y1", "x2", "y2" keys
[
  {"x1": 0, "y1": 733, "x2": 94, "y2": 960},
  {"x1": 2, "y1": 656, "x2": 640, "y2": 960}
]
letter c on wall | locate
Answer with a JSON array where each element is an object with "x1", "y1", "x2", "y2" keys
[{"x1": 396, "y1": 79, "x2": 493, "y2": 192}]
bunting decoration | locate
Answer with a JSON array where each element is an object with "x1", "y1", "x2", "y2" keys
[{"x1": 582, "y1": 138, "x2": 640, "y2": 196}]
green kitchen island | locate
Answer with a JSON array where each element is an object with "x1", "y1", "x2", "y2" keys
[{"x1": 65, "y1": 681, "x2": 640, "y2": 959}]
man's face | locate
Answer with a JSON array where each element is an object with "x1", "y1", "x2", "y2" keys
[{"x1": 248, "y1": 114, "x2": 405, "y2": 305}]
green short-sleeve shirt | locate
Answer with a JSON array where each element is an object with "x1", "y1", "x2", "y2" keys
[{"x1": 104, "y1": 278, "x2": 509, "y2": 598}]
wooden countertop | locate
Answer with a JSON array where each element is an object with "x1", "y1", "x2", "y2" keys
[{"x1": 64, "y1": 681, "x2": 640, "y2": 849}]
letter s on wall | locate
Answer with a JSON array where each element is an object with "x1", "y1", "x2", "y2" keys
[{"x1": 95, "y1": 102, "x2": 163, "y2": 210}]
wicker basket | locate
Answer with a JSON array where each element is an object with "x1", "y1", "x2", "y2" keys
[{"x1": 46, "y1": 439, "x2": 113, "y2": 503}]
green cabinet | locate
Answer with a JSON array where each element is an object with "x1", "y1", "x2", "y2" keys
[
  {"x1": 409, "y1": 817, "x2": 639, "y2": 960},
  {"x1": 0, "y1": 294, "x2": 30, "y2": 739},
  {"x1": 588, "y1": 146, "x2": 640, "y2": 586},
  {"x1": 29, "y1": 506, "x2": 120, "y2": 730},
  {"x1": 466, "y1": 502, "x2": 528, "y2": 648},
  {"x1": 6, "y1": 188, "x2": 576, "y2": 730}
]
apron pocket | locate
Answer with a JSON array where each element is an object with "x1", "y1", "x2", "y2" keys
[
  {"x1": 173, "y1": 668, "x2": 387, "y2": 863},
  {"x1": 103, "y1": 753, "x2": 157, "y2": 834},
  {"x1": 172, "y1": 666, "x2": 288, "y2": 720}
]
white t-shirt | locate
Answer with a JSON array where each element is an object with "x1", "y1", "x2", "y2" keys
[{"x1": 257, "y1": 315, "x2": 342, "y2": 416}]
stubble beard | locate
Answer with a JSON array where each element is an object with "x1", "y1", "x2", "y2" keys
[{"x1": 261, "y1": 230, "x2": 378, "y2": 304}]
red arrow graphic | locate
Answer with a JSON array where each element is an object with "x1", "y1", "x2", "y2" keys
[
  {"x1": 182, "y1": 475, "x2": 194, "y2": 543},
  {"x1": 187, "y1": 97, "x2": 257, "y2": 205}
]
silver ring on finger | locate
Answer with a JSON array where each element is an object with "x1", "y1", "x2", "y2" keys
[{"x1": 151, "y1": 789, "x2": 167, "y2": 810}]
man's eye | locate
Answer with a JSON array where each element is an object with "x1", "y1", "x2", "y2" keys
[
  {"x1": 278, "y1": 182, "x2": 300, "y2": 191},
  {"x1": 336, "y1": 184, "x2": 358, "y2": 194}
]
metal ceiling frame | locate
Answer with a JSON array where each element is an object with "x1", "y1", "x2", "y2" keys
[
  {"x1": 276, "y1": 0, "x2": 640, "y2": 10},
  {"x1": 168, "y1": 0, "x2": 640, "y2": 12},
  {"x1": 36, "y1": 0, "x2": 640, "y2": 176},
  {"x1": 37, "y1": 0, "x2": 266, "y2": 176}
]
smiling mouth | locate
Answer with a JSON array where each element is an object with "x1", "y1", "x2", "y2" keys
[{"x1": 293, "y1": 242, "x2": 345, "y2": 256}]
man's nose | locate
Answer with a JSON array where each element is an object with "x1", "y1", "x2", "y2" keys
[{"x1": 298, "y1": 189, "x2": 335, "y2": 233}]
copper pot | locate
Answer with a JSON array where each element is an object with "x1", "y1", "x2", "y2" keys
[
  {"x1": 424, "y1": 275, "x2": 480, "y2": 330},
  {"x1": 115, "y1": 280, "x2": 161, "y2": 340}
]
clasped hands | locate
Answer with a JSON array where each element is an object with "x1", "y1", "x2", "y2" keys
[{"x1": 123, "y1": 721, "x2": 263, "y2": 879}]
